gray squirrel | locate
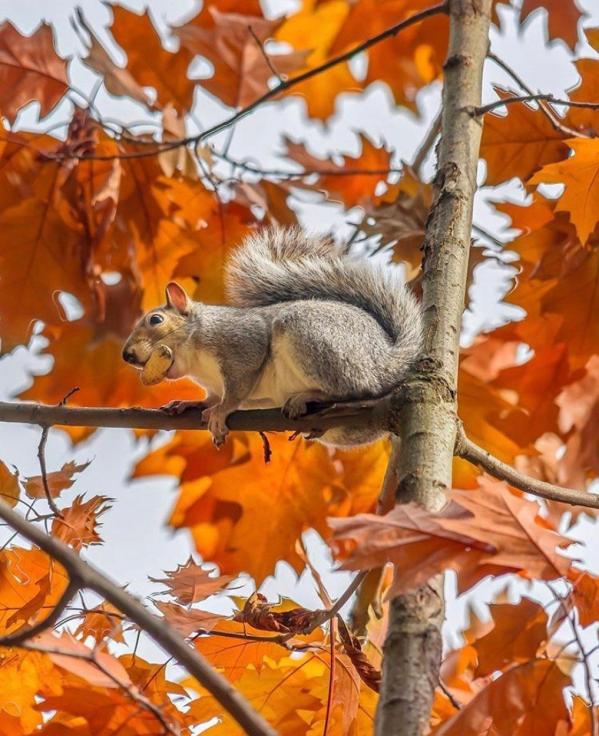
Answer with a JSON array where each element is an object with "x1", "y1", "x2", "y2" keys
[{"x1": 122, "y1": 226, "x2": 423, "y2": 447}]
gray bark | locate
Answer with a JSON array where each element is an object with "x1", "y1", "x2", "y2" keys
[{"x1": 375, "y1": 1, "x2": 492, "y2": 734}]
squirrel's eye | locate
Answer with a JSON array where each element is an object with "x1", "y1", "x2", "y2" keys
[{"x1": 148, "y1": 314, "x2": 164, "y2": 326}]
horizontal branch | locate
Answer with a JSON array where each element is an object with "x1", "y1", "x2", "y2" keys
[
  {"x1": 0, "y1": 398, "x2": 388, "y2": 433},
  {"x1": 455, "y1": 424, "x2": 599, "y2": 510},
  {"x1": 473, "y1": 93, "x2": 599, "y2": 117},
  {"x1": 0, "y1": 500, "x2": 276, "y2": 736}
]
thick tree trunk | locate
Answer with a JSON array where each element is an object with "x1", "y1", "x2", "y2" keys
[{"x1": 375, "y1": 1, "x2": 492, "y2": 734}]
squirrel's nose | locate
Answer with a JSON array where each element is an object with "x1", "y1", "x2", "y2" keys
[{"x1": 122, "y1": 348, "x2": 137, "y2": 365}]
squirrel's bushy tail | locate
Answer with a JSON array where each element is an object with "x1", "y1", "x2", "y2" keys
[{"x1": 226, "y1": 226, "x2": 423, "y2": 371}]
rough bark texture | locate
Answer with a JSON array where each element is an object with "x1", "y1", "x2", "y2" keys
[{"x1": 375, "y1": 1, "x2": 492, "y2": 734}]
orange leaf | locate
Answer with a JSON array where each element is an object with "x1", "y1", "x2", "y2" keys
[
  {"x1": 24, "y1": 461, "x2": 90, "y2": 500},
  {"x1": 150, "y1": 558, "x2": 233, "y2": 605},
  {"x1": 481, "y1": 90, "x2": 569, "y2": 185},
  {"x1": 34, "y1": 631, "x2": 131, "y2": 689},
  {"x1": 51, "y1": 494, "x2": 112, "y2": 550},
  {"x1": 0, "y1": 548, "x2": 68, "y2": 636},
  {"x1": 520, "y1": 0, "x2": 584, "y2": 51},
  {"x1": 433, "y1": 659, "x2": 570, "y2": 736},
  {"x1": 275, "y1": 0, "x2": 359, "y2": 119},
  {"x1": 570, "y1": 571, "x2": 599, "y2": 628},
  {"x1": 473, "y1": 598, "x2": 548, "y2": 676},
  {"x1": 177, "y1": 10, "x2": 307, "y2": 108},
  {"x1": 0, "y1": 461, "x2": 19, "y2": 508},
  {"x1": 153, "y1": 600, "x2": 222, "y2": 637},
  {"x1": 0, "y1": 22, "x2": 67, "y2": 122},
  {"x1": 529, "y1": 138, "x2": 599, "y2": 246},
  {"x1": 331, "y1": 478, "x2": 573, "y2": 595},
  {"x1": 108, "y1": 6, "x2": 194, "y2": 112}
]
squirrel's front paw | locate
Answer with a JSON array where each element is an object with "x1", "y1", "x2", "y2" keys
[
  {"x1": 282, "y1": 394, "x2": 309, "y2": 420},
  {"x1": 202, "y1": 405, "x2": 229, "y2": 448},
  {"x1": 161, "y1": 400, "x2": 206, "y2": 416}
]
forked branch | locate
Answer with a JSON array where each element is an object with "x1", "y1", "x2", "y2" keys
[{"x1": 0, "y1": 500, "x2": 277, "y2": 736}]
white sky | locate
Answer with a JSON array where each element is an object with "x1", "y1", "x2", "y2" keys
[{"x1": 1, "y1": 0, "x2": 599, "y2": 692}]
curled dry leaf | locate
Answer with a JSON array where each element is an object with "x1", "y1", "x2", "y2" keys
[{"x1": 233, "y1": 592, "x2": 324, "y2": 634}]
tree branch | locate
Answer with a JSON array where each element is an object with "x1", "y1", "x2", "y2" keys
[
  {"x1": 486, "y1": 51, "x2": 585, "y2": 139},
  {"x1": 0, "y1": 398, "x2": 388, "y2": 433},
  {"x1": 454, "y1": 424, "x2": 599, "y2": 509},
  {"x1": 473, "y1": 93, "x2": 599, "y2": 117},
  {"x1": 376, "y1": 1, "x2": 492, "y2": 734},
  {"x1": 0, "y1": 500, "x2": 276, "y2": 736},
  {"x1": 46, "y1": 3, "x2": 448, "y2": 162},
  {"x1": 0, "y1": 580, "x2": 78, "y2": 646},
  {"x1": 18, "y1": 640, "x2": 179, "y2": 736}
]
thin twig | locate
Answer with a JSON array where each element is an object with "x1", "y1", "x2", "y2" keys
[
  {"x1": 45, "y1": 3, "x2": 448, "y2": 163},
  {"x1": 0, "y1": 580, "x2": 78, "y2": 646},
  {"x1": 323, "y1": 616, "x2": 336, "y2": 736},
  {"x1": 37, "y1": 426, "x2": 62, "y2": 518},
  {"x1": 0, "y1": 500, "x2": 276, "y2": 736},
  {"x1": 455, "y1": 423, "x2": 599, "y2": 509},
  {"x1": 213, "y1": 150, "x2": 403, "y2": 179},
  {"x1": 486, "y1": 51, "x2": 585, "y2": 138},
  {"x1": 547, "y1": 583, "x2": 598, "y2": 736},
  {"x1": 412, "y1": 110, "x2": 442, "y2": 175},
  {"x1": 248, "y1": 26, "x2": 283, "y2": 83},
  {"x1": 19, "y1": 641, "x2": 179, "y2": 736},
  {"x1": 439, "y1": 680, "x2": 461, "y2": 710},
  {"x1": 473, "y1": 93, "x2": 599, "y2": 118}
]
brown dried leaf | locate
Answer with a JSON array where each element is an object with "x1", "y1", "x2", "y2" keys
[
  {"x1": 150, "y1": 558, "x2": 233, "y2": 606},
  {"x1": 24, "y1": 461, "x2": 91, "y2": 500}
]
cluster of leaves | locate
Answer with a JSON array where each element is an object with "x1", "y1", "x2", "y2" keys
[{"x1": 1, "y1": 0, "x2": 599, "y2": 733}]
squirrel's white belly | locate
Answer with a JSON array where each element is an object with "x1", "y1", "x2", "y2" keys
[
  {"x1": 248, "y1": 333, "x2": 319, "y2": 406},
  {"x1": 190, "y1": 350, "x2": 225, "y2": 397}
]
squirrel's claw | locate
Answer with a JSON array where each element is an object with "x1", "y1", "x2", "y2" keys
[
  {"x1": 202, "y1": 405, "x2": 229, "y2": 448},
  {"x1": 160, "y1": 400, "x2": 206, "y2": 416}
]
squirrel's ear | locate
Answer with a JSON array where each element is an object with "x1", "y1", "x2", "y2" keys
[{"x1": 165, "y1": 282, "x2": 190, "y2": 314}]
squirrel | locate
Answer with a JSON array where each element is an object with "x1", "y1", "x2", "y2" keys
[{"x1": 122, "y1": 226, "x2": 423, "y2": 447}]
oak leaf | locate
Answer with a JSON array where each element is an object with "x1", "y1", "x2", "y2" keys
[
  {"x1": 51, "y1": 494, "x2": 113, "y2": 550},
  {"x1": 275, "y1": 0, "x2": 359, "y2": 119},
  {"x1": 0, "y1": 22, "x2": 68, "y2": 122},
  {"x1": 529, "y1": 138, "x2": 599, "y2": 246},
  {"x1": 519, "y1": 0, "x2": 584, "y2": 50},
  {"x1": 433, "y1": 659, "x2": 570, "y2": 736},
  {"x1": 108, "y1": 6, "x2": 194, "y2": 112},
  {"x1": 75, "y1": 602, "x2": 125, "y2": 644},
  {"x1": 153, "y1": 600, "x2": 223, "y2": 637},
  {"x1": 24, "y1": 461, "x2": 90, "y2": 500},
  {"x1": 473, "y1": 598, "x2": 548, "y2": 676},
  {"x1": 34, "y1": 631, "x2": 131, "y2": 689},
  {"x1": 0, "y1": 461, "x2": 19, "y2": 508},
  {"x1": 481, "y1": 89, "x2": 569, "y2": 185},
  {"x1": 76, "y1": 9, "x2": 151, "y2": 107},
  {"x1": 331, "y1": 478, "x2": 573, "y2": 595},
  {"x1": 177, "y1": 9, "x2": 307, "y2": 108},
  {"x1": 327, "y1": 0, "x2": 448, "y2": 111},
  {"x1": 0, "y1": 548, "x2": 68, "y2": 636},
  {"x1": 150, "y1": 558, "x2": 233, "y2": 605}
]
